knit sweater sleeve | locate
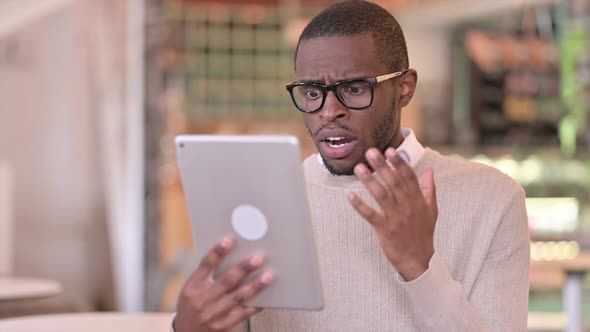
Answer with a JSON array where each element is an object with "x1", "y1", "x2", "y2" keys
[{"x1": 397, "y1": 186, "x2": 530, "y2": 332}]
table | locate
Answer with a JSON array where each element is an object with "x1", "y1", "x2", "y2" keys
[
  {"x1": 0, "y1": 277, "x2": 62, "y2": 301},
  {"x1": 531, "y1": 252, "x2": 590, "y2": 332},
  {"x1": 0, "y1": 312, "x2": 175, "y2": 332}
]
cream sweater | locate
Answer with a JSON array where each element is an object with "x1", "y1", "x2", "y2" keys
[{"x1": 244, "y1": 148, "x2": 529, "y2": 332}]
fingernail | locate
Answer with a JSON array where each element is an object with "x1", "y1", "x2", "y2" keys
[
  {"x1": 367, "y1": 149, "x2": 379, "y2": 160},
  {"x1": 355, "y1": 164, "x2": 368, "y2": 177},
  {"x1": 373, "y1": 152, "x2": 386, "y2": 166},
  {"x1": 385, "y1": 148, "x2": 396, "y2": 158},
  {"x1": 249, "y1": 255, "x2": 263, "y2": 267},
  {"x1": 389, "y1": 152, "x2": 402, "y2": 165},
  {"x1": 220, "y1": 236, "x2": 234, "y2": 249},
  {"x1": 260, "y1": 271, "x2": 274, "y2": 284}
]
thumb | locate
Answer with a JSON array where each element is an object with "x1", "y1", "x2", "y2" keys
[{"x1": 420, "y1": 168, "x2": 437, "y2": 212}]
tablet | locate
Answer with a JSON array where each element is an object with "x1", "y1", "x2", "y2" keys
[{"x1": 175, "y1": 135, "x2": 324, "y2": 311}]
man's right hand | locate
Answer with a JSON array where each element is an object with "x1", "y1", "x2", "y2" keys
[{"x1": 174, "y1": 236, "x2": 274, "y2": 332}]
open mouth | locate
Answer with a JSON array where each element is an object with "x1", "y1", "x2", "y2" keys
[
  {"x1": 325, "y1": 137, "x2": 355, "y2": 148},
  {"x1": 319, "y1": 136, "x2": 358, "y2": 159}
]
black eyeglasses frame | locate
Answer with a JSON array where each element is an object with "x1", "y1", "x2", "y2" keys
[{"x1": 285, "y1": 69, "x2": 409, "y2": 113}]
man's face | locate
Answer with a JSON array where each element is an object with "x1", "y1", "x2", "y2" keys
[{"x1": 295, "y1": 34, "x2": 401, "y2": 176}]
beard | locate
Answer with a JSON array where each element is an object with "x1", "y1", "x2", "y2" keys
[{"x1": 308, "y1": 103, "x2": 399, "y2": 176}]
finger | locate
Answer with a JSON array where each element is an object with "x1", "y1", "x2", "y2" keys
[
  {"x1": 420, "y1": 168, "x2": 438, "y2": 215},
  {"x1": 348, "y1": 192, "x2": 383, "y2": 226},
  {"x1": 366, "y1": 148, "x2": 411, "y2": 209},
  {"x1": 209, "y1": 305, "x2": 261, "y2": 331},
  {"x1": 188, "y1": 236, "x2": 235, "y2": 287},
  {"x1": 353, "y1": 162, "x2": 395, "y2": 208},
  {"x1": 385, "y1": 149, "x2": 421, "y2": 198},
  {"x1": 205, "y1": 254, "x2": 265, "y2": 302},
  {"x1": 203, "y1": 271, "x2": 274, "y2": 323}
]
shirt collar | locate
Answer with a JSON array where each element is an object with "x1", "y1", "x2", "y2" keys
[
  {"x1": 396, "y1": 128, "x2": 425, "y2": 168},
  {"x1": 316, "y1": 128, "x2": 425, "y2": 169}
]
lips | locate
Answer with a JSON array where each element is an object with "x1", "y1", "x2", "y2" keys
[{"x1": 317, "y1": 129, "x2": 358, "y2": 159}]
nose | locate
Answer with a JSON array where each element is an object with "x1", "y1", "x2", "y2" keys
[{"x1": 318, "y1": 90, "x2": 349, "y2": 122}]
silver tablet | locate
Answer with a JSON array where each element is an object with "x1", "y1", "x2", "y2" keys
[{"x1": 175, "y1": 135, "x2": 323, "y2": 311}]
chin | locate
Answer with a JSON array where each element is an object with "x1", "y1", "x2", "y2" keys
[{"x1": 321, "y1": 156, "x2": 357, "y2": 176}]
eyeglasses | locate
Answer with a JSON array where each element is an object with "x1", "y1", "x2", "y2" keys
[{"x1": 285, "y1": 69, "x2": 408, "y2": 113}]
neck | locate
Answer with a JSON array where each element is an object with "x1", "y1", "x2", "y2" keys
[{"x1": 383, "y1": 126, "x2": 404, "y2": 153}]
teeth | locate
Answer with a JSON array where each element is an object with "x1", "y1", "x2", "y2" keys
[
  {"x1": 328, "y1": 142, "x2": 347, "y2": 148},
  {"x1": 325, "y1": 137, "x2": 351, "y2": 148},
  {"x1": 326, "y1": 137, "x2": 345, "y2": 144}
]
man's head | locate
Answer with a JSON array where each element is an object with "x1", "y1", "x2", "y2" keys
[
  {"x1": 291, "y1": 0, "x2": 417, "y2": 176},
  {"x1": 295, "y1": 0, "x2": 409, "y2": 73}
]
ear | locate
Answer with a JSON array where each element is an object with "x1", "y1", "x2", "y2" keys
[{"x1": 399, "y1": 69, "x2": 418, "y2": 108}]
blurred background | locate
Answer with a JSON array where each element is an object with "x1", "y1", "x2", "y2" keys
[{"x1": 0, "y1": 0, "x2": 590, "y2": 331}]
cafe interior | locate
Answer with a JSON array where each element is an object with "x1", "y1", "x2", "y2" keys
[{"x1": 0, "y1": 0, "x2": 590, "y2": 330}]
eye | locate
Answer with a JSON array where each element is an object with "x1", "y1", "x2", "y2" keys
[
  {"x1": 342, "y1": 83, "x2": 368, "y2": 96},
  {"x1": 303, "y1": 87, "x2": 322, "y2": 100}
]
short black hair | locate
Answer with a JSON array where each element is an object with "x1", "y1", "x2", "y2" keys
[{"x1": 295, "y1": 0, "x2": 409, "y2": 73}]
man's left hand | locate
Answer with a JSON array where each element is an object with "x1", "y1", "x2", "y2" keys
[{"x1": 348, "y1": 147, "x2": 438, "y2": 281}]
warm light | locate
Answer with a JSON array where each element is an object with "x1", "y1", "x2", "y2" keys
[
  {"x1": 519, "y1": 156, "x2": 543, "y2": 185},
  {"x1": 526, "y1": 197, "x2": 579, "y2": 234},
  {"x1": 207, "y1": 3, "x2": 229, "y2": 23},
  {"x1": 530, "y1": 241, "x2": 580, "y2": 261},
  {"x1": 283, "y1": 18, "x2": 309, "y2": 46},
  {"x1": 496, "y1": 157, "x2": 520, "y2": 178},
  {"x1": 471, "y1": 154, "x2": 494, "y2": 168},
  {"x1": 375, "y1": 0, "x2": 409, "y2": 11},
  {"x1": 241, "y1": 5, "x2": 267, "y2": 25}
]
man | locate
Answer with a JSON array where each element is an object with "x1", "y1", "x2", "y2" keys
[{"x1": 174, "y1": 1, "x2": 530, "y2": 331}]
